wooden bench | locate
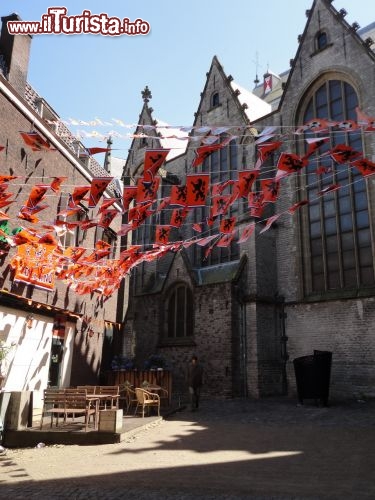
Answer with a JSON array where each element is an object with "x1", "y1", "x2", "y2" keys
[
  {"x1": 64, "y1": 390, "x2": 98, "y2": 431},
  {"x1": 40, "y1": 388, "x2": 98, "y2": 431},
  {"x1": 40, "y1": 389, "x2": 66, "y2": 429},
  {"x1": 77, "y1": 385, "x2": 97, "y2": 394}
]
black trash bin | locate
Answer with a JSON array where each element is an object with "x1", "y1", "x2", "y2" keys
[{"x1": 293, "y1": 350, "x2": 332, "y2": 406}]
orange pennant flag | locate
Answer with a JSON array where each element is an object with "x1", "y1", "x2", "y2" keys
[
  {"x1": 88, "y1": 177, "x2": 113, "y2": 208},
  {"x1": 50, "y1": 176, "x2": 67, "y2": 192},
  {"x1": 69, "y1": 186, "x2": 91, "y2": 207},
  {"x1": 20, "y1": 131, "x2": 54, "y2": 151},
  {"x1": 155, "y1": 225, "x2": 171, "y2": 245},
  {"x1": 143, "y1": 148, "x2": 170, "y2": 182}
]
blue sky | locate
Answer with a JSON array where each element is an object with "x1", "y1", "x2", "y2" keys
[{"x1": 1, "y1": 0, "x2": 374, "y2": 162}]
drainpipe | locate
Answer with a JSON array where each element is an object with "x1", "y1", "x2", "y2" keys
[
  {"x1": 240, "y1": 300, "x2": 248, "y2": 397},
  {"x1": 279, "y1": 299, "x2": 289, "y2": 395},
  {"x1": 234, "y1": 283, "x2": 247, "y2": 398}
]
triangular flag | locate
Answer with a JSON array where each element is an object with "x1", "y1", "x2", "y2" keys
[
  {"x1": 259, "y1": 214, "x2": 280, "y2": 234},
  {"x1": 98, "y1": 209, "x2": 118, "y2": 228},
  {"x1": 88, "y1": 177, "x2": 113, "y2": 208},
  {"x1": 351, "y1": 158, "x2": 375, "y2": 177},
  {"x1": 329, "y1": 144, "x2": 361, "y2": 164},
  {"x1": 238, "y1": 222, "x2": 255, "y2": 243},
  {"x1": 20, "y1": 131, "x2": 54, "y2": 151},
  {"x1": 69, "y1": 186, "x2": 91, "y2": 207},
  {"x1": 143, "y1": 149, "x2": 170, "y2": 182}
]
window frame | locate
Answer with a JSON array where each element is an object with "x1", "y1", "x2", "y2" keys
[{"x1": 160, "y1": 282, "x2": 195, "y2": 346}]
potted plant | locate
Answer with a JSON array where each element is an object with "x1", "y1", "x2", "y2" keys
[
  {"x1": 143, "y1": 354, "x2": 169, "y2": 370},
  {"x1": 111, "y1": 355, "x2": 135, "y2": 371}
]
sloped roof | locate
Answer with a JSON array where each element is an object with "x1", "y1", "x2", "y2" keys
[
  {"x1": 194, "y1": 260, "x2": 242, "y2": 285},
  {"x1": 230, "y1": 80, "x2": 272, "y2": 121}
]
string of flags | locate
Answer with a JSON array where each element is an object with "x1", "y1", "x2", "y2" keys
[
  {"x1": 0, "y1": 108, "x2": 374, "y2": 298},
  {"x1": 47, "y1": 106, "x2": 375, "y2": 147}
]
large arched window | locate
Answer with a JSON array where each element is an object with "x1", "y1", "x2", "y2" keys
[
  {"x1": 300, "y1": 79, "x2": 375, "y2": 294},
  {"x1": 165, "y1": 283, "x2": 194, "y2": 341}
]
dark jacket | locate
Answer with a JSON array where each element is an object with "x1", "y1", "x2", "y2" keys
[{"x1": 187, "y1": 362, "x2": 204, "y2": 388}]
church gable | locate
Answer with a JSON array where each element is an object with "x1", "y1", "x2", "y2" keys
[
  {"x1": 163, "y1": 250, "x2": 196, "y2": 291},
  {"x1": 281, "y1": 0, "x2": 375, "y2": 113},
  {"x1": 194, "y1": 56, "x2": 271, "y2": 132}
]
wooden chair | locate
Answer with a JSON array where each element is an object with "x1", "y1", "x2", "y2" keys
[
  {"x1": 158, "y1": 386, "x2": 169, "y2": 406},
  {"x1": 97, "y1": 385, "x2": 120, "y2": 409},
  {"x1": 135, "y1": 388, "x2": 160, "y2": 418},
  {"x1": 40, "y1": 388, "x2": 66, "y2": 429},
  {"x1": 120, "y1": 384, "x2": 138, "y2": 414}
]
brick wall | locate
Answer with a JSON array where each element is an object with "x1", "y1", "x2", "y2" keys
[
  {"x1": 285, "y1": 297, "x2": 375, "y2": 399},
  {"x1": 0, "y1": 74, "x2": 121, "y2": 385}
]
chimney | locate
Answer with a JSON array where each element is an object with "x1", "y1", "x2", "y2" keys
[{"x1": 0, "y1": 13, "x2": 32, "y2": 97}]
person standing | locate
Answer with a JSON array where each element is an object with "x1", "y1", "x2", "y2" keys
[{"x1": 187, "y1": 355, "x2": 204, "y2": 411}]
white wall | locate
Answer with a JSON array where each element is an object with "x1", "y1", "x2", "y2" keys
[{"x1": 0, "y1": 306, "x2": 74, "y2": 408}]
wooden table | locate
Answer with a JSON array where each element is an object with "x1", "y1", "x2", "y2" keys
[
  {"x1": 143, "y1": 384, "x2": 161, "y2": 392},
  {"x1": 88, "y1": 393, "x2": 120, "y2": 410}
]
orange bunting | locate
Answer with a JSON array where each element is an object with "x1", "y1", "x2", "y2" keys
[
  {"x1": 170, "y1": 185, "x2": 187, "y2": 206},
  {"x1": 69, "y1": 186, "x2": 91, "y2": 207},
  {"x1": 50, "y1": 176, "x2": 67, "y2": 192},
  {"x1": 351, "y1": 158, "x2": 375, "y2": 177},
  {"x1": 170, "y1": 207, "x2": 189, "y2": 228},
  {"x1": 329, "y1": 144, "x2": 362, "y2": 164},
  {"x1": 143, "y1": 148, "x2": 170, "y2": 182},
  {"x1": 98, "y1": 209, "x2": 118, "y2": 228},
  {"x1": 236, "y1": 170, "x2": 259, "y2": 198},
  {"x1": 186, "y1": 174, "x2": 210, "y2": 207},
  {"x1": 88, "y1": 177, "x2": 113, "y2": 208},
  {"x1": 155, "y1": 225, "x2": 171, "y2": 245},
  {"x1": 238, "y1": 223, "x2": 255, "y2": 243},
  {"x1": 19, "y1": 131, "x2": 54, "y2": 151},
  {"x1": 219, "y1": 217, "x2": 236, "y2": 234},
  {"x1": 135, "y1": 177, "x2": 160, "y2": 204}
]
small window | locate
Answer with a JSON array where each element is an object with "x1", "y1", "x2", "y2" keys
[
  {"x1": 211, "y1": 92, "x2": 220, "y2": 107},
  {"x1": 316, "y1": 31, "x2": 328, "y2": 51}
]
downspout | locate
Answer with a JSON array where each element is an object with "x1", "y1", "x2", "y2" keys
[
  {"x1": 240, "y1": 299, "x2": 248, "y2": 397},
  {"x1": 278, "y1": 297, "x2": 289, "y2": 395},
  {"x1": 234, "y1": 283, "x2": 247, "y2": 398}
]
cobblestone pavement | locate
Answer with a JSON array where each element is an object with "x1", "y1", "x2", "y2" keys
[{"x1": 1, "y1": 397, "x2": 375, "y2": 499}]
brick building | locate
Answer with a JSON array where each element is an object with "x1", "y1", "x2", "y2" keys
[
  {"x1": 123, "y1": 0, "x2": 375, "y2": 402},
  {"x1": 0, "y1": 14, "x2": 125, "y2": 412}
]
